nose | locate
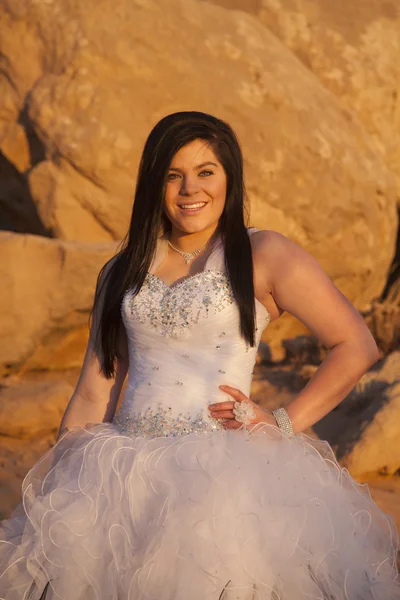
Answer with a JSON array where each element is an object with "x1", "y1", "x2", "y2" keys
[{"x1": 179, "y1": 175, "x2": 200, "y2": 196}]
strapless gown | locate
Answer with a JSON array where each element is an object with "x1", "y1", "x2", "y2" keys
[{"x1": 0, "y1": 228, "x2": 399, "y2": 600}]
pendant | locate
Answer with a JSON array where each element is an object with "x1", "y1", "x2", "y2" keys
[{"x1": 168, "y1": 240, "x2": 205, "y2": 264}]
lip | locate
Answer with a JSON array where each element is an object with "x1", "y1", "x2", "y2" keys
[{"x1": 177, "y1": 202, "x2": 207, "y2": 215}]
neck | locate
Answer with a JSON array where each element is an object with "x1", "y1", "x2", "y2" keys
[{"x1": 168, "y1": 223, "x2": 220, "y2": 252}]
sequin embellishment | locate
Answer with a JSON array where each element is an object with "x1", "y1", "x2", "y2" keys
[
  {"x1": 113, "y1": 405, "x2": 224, "y2": 438},
  {"x1": 123, "y1": 271, "x2": 235, "y2": 339}
]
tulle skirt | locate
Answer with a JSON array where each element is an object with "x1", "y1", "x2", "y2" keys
[{"x1": 0, "y1": 421, "x2": 399, "y2": 600}]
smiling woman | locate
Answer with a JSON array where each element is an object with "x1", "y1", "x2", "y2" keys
[
  {"x1": 161, "y1": 140, "x2": 228, "y2": 279},
  {"x1": 0, "y1": 111, "x2": 399, "y2": 600},
  {"x1": 165, "y1": 146, "x2": 226, "y2": 224}
]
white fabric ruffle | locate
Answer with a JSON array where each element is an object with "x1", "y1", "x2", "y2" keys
[{"x1": 0, "y1": 422, "x2": 399, "y2": 600}]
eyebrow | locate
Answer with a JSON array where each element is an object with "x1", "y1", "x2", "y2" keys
[{"x1": 168, "y1": 161, "x2": 218, "y2": 172}]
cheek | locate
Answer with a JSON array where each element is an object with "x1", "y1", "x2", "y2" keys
[
  {"x1": 210, "y1": 179, "x2": 227, "y2": 204},
  {"x1": 163, "y1": 185, "x2": 176, "y2": 211}
]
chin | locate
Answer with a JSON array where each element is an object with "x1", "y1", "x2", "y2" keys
[
  {"x1": 168, "y1": 211, "x2": 222, "y2": 232},
  {"x1": 176, "y1": 221, "x2": 217, "y2": 235}
]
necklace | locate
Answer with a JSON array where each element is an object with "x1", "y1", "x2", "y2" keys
[{"x1": 168, "y1": 240, "x2": 207, "y2": 264}]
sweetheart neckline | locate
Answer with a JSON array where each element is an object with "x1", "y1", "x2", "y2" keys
[
  {"x1": 146, "y1": 271, "x2": 271, "y2": 320},
  {"x1": 147, "y1": 270, "x2": 215, "y2": 289}
]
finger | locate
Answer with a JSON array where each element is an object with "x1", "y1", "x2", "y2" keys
[
  {"x1": 210, "y1": 410, "x2": 236, "y2": 420},
  {"x1": 209, "y1": 401, "x2": 235, "y2": 411},
  {"x1": 219, "y1": 385, "x2": 248, "y2": 402}
]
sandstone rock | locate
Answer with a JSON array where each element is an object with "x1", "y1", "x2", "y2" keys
[
  {"x1": 0, "y1": 232, "x2": 117, "y2": 373},
  {"x1": 205, "y1": 0, "x2": 400, "y2": 202},
  {"x1": 367, "y1": 478, "x2": 400, "y2": 550},
  {"x1": 0, "y1": 380, "x2": 73, "y2": 439},
  {"x1": 356, "y1": 351, "x2": 400, "y2": 388},
  {"x1": 255, "y1": 341, "x2": 273, "y2": 365},
  {"x1": 282, "y1": 335, "x2": 328, "y2": 366},
  {"x1": 0, "y1": 0, "x2": 397, "y2": 298},
  {"x1": 0, "y1": 153, "x2": 48, "y2": 235},
  {"x1": 253, "y1": 350, "x2": 400, "y2": 480},
  {"x1": 362, "y1": 296, "x2": 400, "y2": 355},
  {"x1": 0, "y1": 434, "x2": 57, "y2": 520},
  {"x1": 340, "y1": 381, "x2": 400, "y2": 479},
  {"x1": 0, "y1": 378, "x2": 73, "y2": 516},
  {"x1": 256, "y1": 335, "x2": 328, "y2": 366},
  {"x1": 313, "y1": 351, "x2": 400, "y2": 479},
  {"x1": 0, "y1": 0, "x2": 398, "y2": 360}
]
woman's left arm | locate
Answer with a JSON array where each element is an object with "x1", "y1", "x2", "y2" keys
[{"x1": 256, "y1": 231, "x2": 380, "y2": 433}]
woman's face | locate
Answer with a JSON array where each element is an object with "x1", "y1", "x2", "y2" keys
[{"x1": 163, "y1": 138, "x2": 227, "y2": 235}]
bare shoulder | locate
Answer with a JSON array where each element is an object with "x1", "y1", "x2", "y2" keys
[
  {"x1": 250, "y1": 229, "x2": 321, "y2": 284},
  {"x1": 247, "y1": 230, "x2": 293, "y2": 320},
  {"x1": 249, "y1": 228, "x2": 377, "y2": 355},
  {"x1": 249, "y1": 229, "x2": 304, "y2": 292},
  {"x1": 250, "y1": 229, "x2": 303, "y2": 261}
]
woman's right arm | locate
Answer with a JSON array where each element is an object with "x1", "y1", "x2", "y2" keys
[{"x1": 56, "y1": 258, "x2": 129, "y2": 441}]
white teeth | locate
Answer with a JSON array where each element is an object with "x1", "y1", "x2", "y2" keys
[{"x1": 179, "y1": 202, "x2": 206, "y2": 209}]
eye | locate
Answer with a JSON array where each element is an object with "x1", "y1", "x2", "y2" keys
[
  {"x1": 199, "y1": 170, "x2": 214, "y2": 177},
  {"x1": 167, "y1": 173, "x2": 180, "y2": 180}
]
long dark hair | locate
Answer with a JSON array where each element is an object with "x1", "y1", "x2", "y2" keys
[{"x1": 92, "y1": 111, "x2": 256, "y2": 378}]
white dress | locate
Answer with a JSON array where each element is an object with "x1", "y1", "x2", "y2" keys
[{"x1": 0, "y1": 228, "x2": 399, "y2": 600}]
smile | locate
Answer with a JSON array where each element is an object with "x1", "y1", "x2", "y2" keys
[{"x1": 178, "y1": 202, "x2": 207, "y2": 213}]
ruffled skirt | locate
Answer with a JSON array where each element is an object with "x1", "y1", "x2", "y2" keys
[{"x1": 0, "y1": 421, "x2": 399, "y2": 599}]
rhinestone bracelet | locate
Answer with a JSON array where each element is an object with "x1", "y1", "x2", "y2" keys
[{"x1": 271, "y1": 407, "x2": 294, "y2": 438}]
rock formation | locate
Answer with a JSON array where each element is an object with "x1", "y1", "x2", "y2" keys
[
  {"x1": 0, "y1": 0, "x2": 399, "y2": 528},
  {"x1": 0, "y1": 380, "x2": 74, "y2": 518},
  {"x1": 0, "y1": 232, "x2": 117, "y2": 374},
  {"x1": 204, "y1": 0, "x2": 400, "y2": 202},
  {"x1": 0, "y1": 0, "x2": 398, "y2": 366}
]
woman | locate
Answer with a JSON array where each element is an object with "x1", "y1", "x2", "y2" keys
[{"x1": 0, "y1": 111, "x2": 399, "y2": 599}]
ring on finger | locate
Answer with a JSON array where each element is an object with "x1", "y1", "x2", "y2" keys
[{"x1": 233, "y1": 401, "x2": 256, "y2": 425}]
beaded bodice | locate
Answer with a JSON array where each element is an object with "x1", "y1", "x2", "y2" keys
[{"x1": 112, "y1": 228, "x2": 271, "y2": 438}]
